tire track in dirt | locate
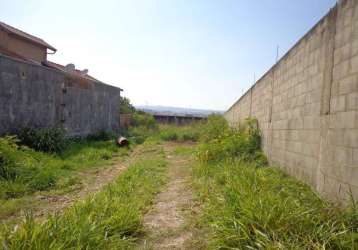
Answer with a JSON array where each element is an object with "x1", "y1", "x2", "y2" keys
[
  {"x1": 33, "y1": 145, "x2": 149, "y2": 219},
  {"x1": 3, "y1": 146, "x2": 143, "y2": 224},
  {"x1": 140, "y1": 142, "x2": 196, "y2": 250}
]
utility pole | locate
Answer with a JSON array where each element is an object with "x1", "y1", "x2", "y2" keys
[{"x1": 276, "y1": 45, "x2": 279, "y2": 63}]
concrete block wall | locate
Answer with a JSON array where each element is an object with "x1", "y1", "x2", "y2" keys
[
  {"x1": 0, "y1": 54, "x2": 121, "y2": 137},
  {"x1": 225, "y1": 0, "x2": 358, "y2": 203}
]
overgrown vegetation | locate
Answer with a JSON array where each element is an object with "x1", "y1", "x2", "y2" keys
[
  {"x1": 0, "y1": 135, "x2": 122, "y2": 201},
  {"x1": 157, "y1": 123, "x2": 202, "y2": 142},
  {"x1": 0, "y1": 142, "x2": 167, "y2": 249},
  {"x1": 196, "y1": 115, "x2": 266, "y2": 166},
  {"x1": 124, "y1": 111, "x2": 158, "y2": 144},
  {"x1": 125, "y1": 110, "x2": 203, "y2": 144},
  {"x1": 119, "y1": 96, "x2": 136, "y2": 114},
  {"x1": 18, "y1": 127, "x2": 67, "y2": 153},
  {"x1": 119, "y1": 95, "x2": 204, "y2": 144},
  {"x1": 192, "y1": 115, "x2": 358, "y2": 249},
  {"x1": 1, "y1": 108, "x2": 356, "y2": 249}
]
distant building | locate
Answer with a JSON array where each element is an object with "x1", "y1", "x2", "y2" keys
[{"x1": 152, "y1": 112, "x2": 206, "y2": 125}]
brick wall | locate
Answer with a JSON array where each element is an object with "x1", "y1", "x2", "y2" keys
[{"x1": 225, "y1": 0, "x2": 358, "y2": 203}]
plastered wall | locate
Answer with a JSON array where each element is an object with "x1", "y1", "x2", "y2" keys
[
  {"x1": 225, "y1": 0, "x2": 358, "y2": 203},
  {"x1": 0, "y1": 29, "x2": 47, "y2": 62},
  {"x1": 0, "y1": 54, "x2": 121, "y2": 137}
]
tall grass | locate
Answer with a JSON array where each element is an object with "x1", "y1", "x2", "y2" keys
[
  {"x1": 192, "y1": 115, "x2": 358, "y2": 249},
  {"x1": 157, "y1": 123, "x2": 203, "y2": 142},
  {"x1": 193, "y1": 160, "x2": 358, "y2": 249},
  {"x1": 196, "y1": 116, "x2": 267, "y2": 166},
  {"x1": 0, "y1": 142, "x2": 167, "y2": 249},
  {"x1": 124, "y1": 112, "x2": 204, "y2": 144},
  {"x1": 122, "y1": 112, "x2": 158, "y2": 144},
  {"x1": 0, "y1": 136, "x2": 123, "y2": 200},
  {"x1": 18, "y1": 127, "x2": 67, "y2": 153}
]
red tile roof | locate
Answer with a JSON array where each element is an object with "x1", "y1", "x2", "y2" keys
[{"x1": 0, "y1": 21, "x2": 56, "y2": 52}]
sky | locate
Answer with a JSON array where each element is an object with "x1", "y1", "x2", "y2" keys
[{"x1": 0, "y1": 0, "x2": 337, "y2": 111}]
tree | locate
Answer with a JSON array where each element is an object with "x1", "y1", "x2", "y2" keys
[{"x1": 119, "y1": 96, "x2": 136, "y2": 114}]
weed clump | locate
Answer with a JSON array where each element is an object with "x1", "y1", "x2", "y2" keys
[
  {"x1": 156, "y1": 122, "x2": 203, "y2": 142},
  {"x1": 18, "y1": 127, "x2": 66, "y2": 153},
  {"x1": 197, "y1": 116, "x2": 267, "y2": 166},
  {"x1": 124, "y1": 112, "x2": 159, "y2": 144}
]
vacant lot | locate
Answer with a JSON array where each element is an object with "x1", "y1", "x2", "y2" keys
[{"x1": 0, "y1": 117, "x2": 357, "y2": 249}]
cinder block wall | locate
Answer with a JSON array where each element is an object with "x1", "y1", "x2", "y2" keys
[
  {"x1": 0, "y1": 54, "x2": 121, "y2": 137},
  {"x1": 225, "y1": 0, "x2": 358, "y2": 203}
]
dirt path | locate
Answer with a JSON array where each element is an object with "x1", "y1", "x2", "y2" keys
[
  {"x1": 1, "y1": 147, "x2": 143, "y2": 225},
  {"x1": 33, "y1": 146, "x2": 149, "y2": 219},
  {"x1": 140, "y1": 142, "x2": 196, "y2": 250},
  {"x1": 34, "y1": 156, "x2": 129, "y2": 218}
]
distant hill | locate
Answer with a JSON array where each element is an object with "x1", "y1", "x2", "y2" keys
[{"x1": 135, "y1": 105, "x2": 224, "y2": 117}]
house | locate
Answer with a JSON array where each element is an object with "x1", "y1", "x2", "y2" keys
[
  {"x1": 0, "y1": 21, "x2": 56, "y2": 63},
  {"x1": 0, "y1": 21, "x2": 100, "y2": 82},
  {"x1": 0, "y1": 21, "x2": 122, "y2": 137}
]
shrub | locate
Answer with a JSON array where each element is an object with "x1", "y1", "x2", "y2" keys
[
  {"x1": 18, "y1": 127, "x2": 66, "y2": 153},
  {"x1": 119, "y1": 96, "x2": 136, "y2": 114},
  {"x1": 200, "y1": 114, "x2": 229, "y2": 143},
  {"x1": 126, "y1": 126, "x2": 156, "y2": 144},
  {"x1": 155, "y1": 123, "x2": 202, "y2": 142},
  {"x1": 181, "y1": 130, "x2": 200, "y2": 141},
  {"x1": 123, "y1": 112, "x2": 159, "y2": 144},
  {"x1": 87, "y1": 130, "x2": 116, "y2": 141},
  {"x1": 159, "y1": 130, "x2": 178, "y2": 141},
  {"x1": 196, "y1": 117, "x2": 267, "y2": 164},
  {"x1": 131, "y1": 112, "x2": 157, "y2": 129}
]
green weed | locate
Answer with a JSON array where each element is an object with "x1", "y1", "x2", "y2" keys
[
  {"x1": 193, "y1": 159, "x2": 358, "y2": 249},
  {"x1": 0, "y1": 143, "x2": 167, "y2": 249},
  {"x1": 18, "y1": 127, "x2": 66, "y2": 153},
  {"x1": 0, "y1": 136, "x2": 122, "y2": 200},
  {"x1": 192, "y1": 115, "x2": 357, "y2": 249},
  {"x1": 196, "y1": 116, "x2": 267, "y2": 166},
  {"x1": 157, "y1": 123, "x2": 203, "y2": 142}
]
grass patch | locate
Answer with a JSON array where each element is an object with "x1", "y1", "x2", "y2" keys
[
  {"x1": 0, "y1": 137, "x2": 124, "y2": 200},
  {"x1": 0, "y1": 136, "x2": 128, "y2": 221},
  {"x1": 193, "y1": 159, "x2": 358, "y2": 249},
  {"x1": 157, "y1": 123, "x2": 203, "y2": 142},
  {"x1": 174, "y1": 145, "x2": 195, "y2": 156},
  {"x1": 0, "y1": 143, "x2": 167, "y2": 249},
  {"x1": 191, "y1": 116, "x2": 358, "y2": 249},
  {"x1": 124, "y1": 118, "x2": 204, "y2": 144}
]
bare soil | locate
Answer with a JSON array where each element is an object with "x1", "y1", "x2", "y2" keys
[{"x1": 140, "y1": 142, "x2": 196, "y2": 250}]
